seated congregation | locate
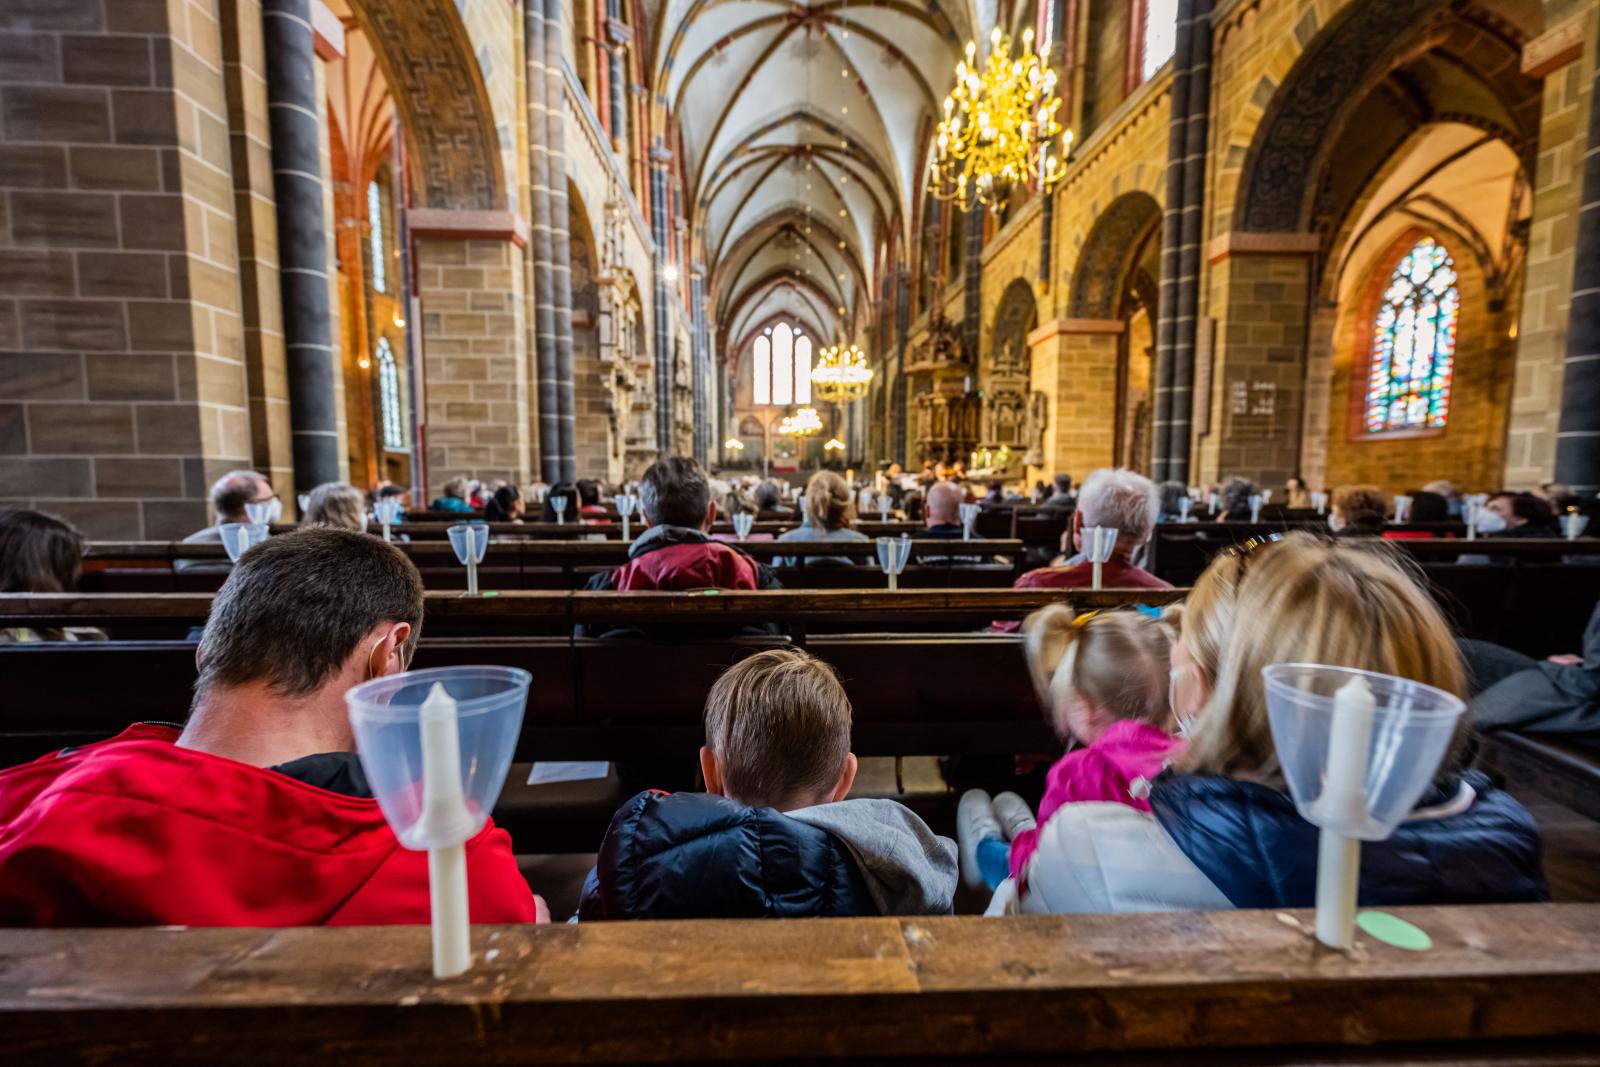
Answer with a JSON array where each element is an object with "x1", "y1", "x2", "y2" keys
[{"x1": 0, "y1": 457, "x2": 1567, "y2": 924}]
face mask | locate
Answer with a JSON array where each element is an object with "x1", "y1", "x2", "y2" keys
[
  {"x1": 1475, "y1": 511, "x2": 1507, "y2": 534},
  {"x1": 1327, "y1": 513, "x2": 1343, "y2": 533},
  {"x1": 264, "y1": 496, "x2": 283, "y2": 524}
]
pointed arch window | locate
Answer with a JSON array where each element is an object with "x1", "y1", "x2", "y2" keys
[
  {"x1": 377, "y1": 337, "x2": 403, "y2": 449},
  {"x1": 368, "y1": 180, "x2": 386, "y2": 293},
  {"x1": 1365, "y1": 236, "x2": 1458, "y2": 433},
  {"x1": 1139, "y1": 0, "x2": 1179, "y2": 81},
  {"x1": 751, "y1": 322, "x2": 813, "y2": 405}
]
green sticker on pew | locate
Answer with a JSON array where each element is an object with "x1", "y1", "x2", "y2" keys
[
  {"x1": 1356, "y1": 911, "x2": 1432, "y2": 951},
  {"x1": 700, "y1": 589, "x2": 720, "y2": 595},
  {"x1": 481, "y1": 590, "x2": 500, "y2": 597}
]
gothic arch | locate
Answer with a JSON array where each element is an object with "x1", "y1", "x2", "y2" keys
[
  {"x1": 346, "y1": 0, "x2": 506, "y2": 210},
  {"x1": 1233, "y1": 0, "x2": 1537, "y2": 235},
  {"x1": 1068, "y1": 192, "x2": 1162, "y2": 320},
  {"x1": 989, "y1": 278, "x2": 1037, "y2": 378}
]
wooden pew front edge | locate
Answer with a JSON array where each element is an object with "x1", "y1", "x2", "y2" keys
[{"x1": 2, "y1": 905, "x2": 1596, "y2": 1066}]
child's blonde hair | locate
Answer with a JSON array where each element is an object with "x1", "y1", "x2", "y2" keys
[
  {"x1": 703, "y1": 648, "x2": 852, "y2": 808},
  {"x1": 1178, "y1": 533, "x2": 1465, "y2": 785},
  {"x1": 1022, "y1": 603, "x2": 1174, "y2": 737}
]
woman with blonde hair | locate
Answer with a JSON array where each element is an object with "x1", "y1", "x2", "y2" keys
[
  {"x1": 995, "y1": 533, "x2": 1547, "y2": 914},
  {"x1": 776, "y1": 470, "x2": 868, "y2": 566},
  {"x1": 302, "y1": 483, "x2": 366, "y2": 532}
]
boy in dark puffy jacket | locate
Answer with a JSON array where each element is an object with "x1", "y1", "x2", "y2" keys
[{"x1": 579, "y1": 649, "x2": 957, "y2": 920}]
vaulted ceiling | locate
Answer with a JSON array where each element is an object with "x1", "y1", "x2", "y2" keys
[{"x1": 648, "y1": 0, "x2": 992, "y2": 364}]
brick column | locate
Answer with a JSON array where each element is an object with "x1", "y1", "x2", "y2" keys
[
  {"x1": 524, "y1": 0, "x2": 559, "y2": 482},
  {"x1": 263, "y1": 0, "x2": 339, "y2": 487},
  {"x1": 1028, "y1": 319, "x2": 1120, "y2": 482},
  {"x1": 649, "y1": 146, "x2": 673, "y2": 453},
  {"x1": 542, "y1": 0, "x2": 576, "y2": 483},
  {"x1": 1555, "y1": 13, "x2": 1600, "y2": 494},
  {"x1": 690, "y1": 264, "x2": 708, "y2": 464}
]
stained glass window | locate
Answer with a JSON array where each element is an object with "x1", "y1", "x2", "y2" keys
[
  {"x1": 753, "y1": 335, "x2": 772, "y2": 404},
  {"x1": 771, "y1": 323, "x2": 794, "y2": 405},
  {"x1": 1142, "y1": 0, "x2": 1179, "y2": 80},
  {"x1": 368, "y1": 180, "x2": 386, "y2": 293},
  {"x1": 752, "y1": 323, "x2": 813, "y2": 406},
  {"x1": 377, "y1": 337, "x2": 403, "y2": 450},
  {"x1": 1365, "y1": 236, "x2": 1458, "y2": 434}
]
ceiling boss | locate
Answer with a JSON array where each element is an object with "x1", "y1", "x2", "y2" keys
[{"x1": 930, "y1": 25, "x2": 1071, "y2": 212}]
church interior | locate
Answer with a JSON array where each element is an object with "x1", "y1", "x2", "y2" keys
[{"x1": 2, "y1": 0, "x2": 1600, "y2": 1061}]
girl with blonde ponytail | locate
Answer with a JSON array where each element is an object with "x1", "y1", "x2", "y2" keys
[{"x1": 958, "y1": 603, "x2": 1179, "y2": 893}]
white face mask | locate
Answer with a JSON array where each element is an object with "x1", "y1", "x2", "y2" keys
[
  {"x1": 264, "y1": 496, "x2": 283, "y2": 524},
  {"x1": 1327, "y1": 512, "x2": 1344, "y2": 534},
  {"x1": 1475, "y1": 510, "x2": 1507, "y2": 534}
]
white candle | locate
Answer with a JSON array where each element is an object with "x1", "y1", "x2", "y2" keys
[
  {"x1": 420, "y1": 682, "x2": 471, "y2": 978},
  {"x1": 1314, "y1": 674, "x2": 1375, "y2": 950}
]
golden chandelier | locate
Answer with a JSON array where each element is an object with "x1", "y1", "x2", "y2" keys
[
  {"x1": 930, "y1": 25, "x2": 1071, "y2": 212},
  {"x1": 810, "y1": 342, "x2": 873, "y2": 401},
  {"x1": 777, "y1": 406, "x2": 824, "y2": 437}
]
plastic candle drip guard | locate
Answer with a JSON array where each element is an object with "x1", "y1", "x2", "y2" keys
[
  {"x1": 219, "y1": 521, "x2": 269, "y2": 562},
  {"x1": 1263, "y1": 663, "x2": 1465, "y2": 841},
  {"x1": 733, "y1": 512, "x2": 755, "y2": 541},
  {"x1": 959, "y1": 503, "x2": 980, "y2": 540}
]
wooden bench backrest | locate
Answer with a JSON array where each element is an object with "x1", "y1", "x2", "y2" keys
[
  {"x1": 2, "y1": 905, "x2": 1596, "y2": 1065},
  {"x1": 0, "y1": 634, "x2": 1053, "y2": 767}
]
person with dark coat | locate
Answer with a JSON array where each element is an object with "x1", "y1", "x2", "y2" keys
[
  {"x1": 1460, "y1": 599, "x2": 1600, "y2": 734},
  {"x1": 579, "y1": 650, "x2": 956, "y2": 920}
]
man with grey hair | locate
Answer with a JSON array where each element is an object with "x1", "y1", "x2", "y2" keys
[
  {"x1": 1012, "y1": 467, "x2": 1171, "y2": 590},
  {"x1": 178, "y1": 469, "x2": 279, "y2": 573}
]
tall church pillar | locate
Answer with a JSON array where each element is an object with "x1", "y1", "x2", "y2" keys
[
  {"x1": 263, "y1": 0, "x2": 339, "y2": 489},
  {"x1": 525, "y1": 0, "x2": 560, "y2": 482},
  {"x1": 649, "y1": 146, "x2": 674, "y2": 453},
  {"x1": 1555, "y1": 15, "x2": 1600, "y2": 494},
  {"x1": 1027, "y1": 319, "x2": 1120, "y2": 483},
  {"x1": 543, "y1": 0, "x2": 578, "y2": 483},
  {"x1": 690, "y1": 265, "x2": 709, "y2": 464}
]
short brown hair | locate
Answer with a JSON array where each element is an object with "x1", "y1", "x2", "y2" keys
[
  {"x1": 703, "y1": 648, "x2": 852, "y2": 808},
  {"x1": 0, "y1": 509, "x2": 85, "y2": 593},
  {"x1": 641, "y1": 454, "x2": 711, "y2": 528},
  {"x1": 196, "y1": 527, "x2": 424, "y2": 703}
]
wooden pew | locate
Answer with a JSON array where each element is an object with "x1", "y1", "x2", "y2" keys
[
  {"x1": 0, "y1": 587, "x2": 1186, "y2": 639},
  {"x1": 0, "y1": 634, "x2": 1054, "y2": 768},
  {"x1": 80, "y1": 539, "x2": 1030, "y2": 593},
  {"x1": 4, "y1": 905, "x2": 1597, "y2": 1066}
]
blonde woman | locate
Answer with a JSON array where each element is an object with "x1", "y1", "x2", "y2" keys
[
  {"x1": 993, "y1": 533, "x2": 1547, "y2": 914},
  {"x1": 776, "y1": 470, "x2": 868, "y2": 567},
  {"x1": 302, "y1": 483, "x2": 366, "y2": 532}
]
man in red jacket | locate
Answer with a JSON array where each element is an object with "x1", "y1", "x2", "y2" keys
[
  {"x1": 0, "y1": 527, "x2": 544, "y2": 926},
  {"x1": 1013, "y1": 467, "x2": 1173, "y2": 592}
]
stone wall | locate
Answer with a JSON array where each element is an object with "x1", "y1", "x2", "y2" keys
[
  {"x1": 416, "y1": 237, "x2": 531, "y2": 487},
  {"x1": 0, "y1": 0, "x2": 251, "y2": 538}
]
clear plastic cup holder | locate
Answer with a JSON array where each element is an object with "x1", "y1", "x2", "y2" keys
[
  {"x1": 219, "y1": 521, "x2": 268, "y2": 562},
  {"x1": 374, "y1": 498, "x2": 403, "y2": 526},
  {"x1": 1563, "y1": 512, "x2": 1589, "y2": 540},
  {"x1": 615, "y1": 494, "x2": 638, "y2": 518},
  {"x1": 733, "y1": 512, "x2": 754, "y2": 540},
  {"x1": 959, "y1": 503, "x2": 980, "y2": 526},
  {"x1": 876, "y1": 535, "x2": 911, "y2": 575},
  {"x1": 1084, "y1": 526, "x2": 1118, "y2": 563},
  {"x1": 346, "y1": 666, "x2": 531, "y2": 850},
  {"x1": 1178, "y1": 496, "x2": 1193, "y2": 521},
  {"x1": 447, "y1": 522, "x2": 488, "y2": 564},
  {"x1": 1263, "y1": 663, "x2": 1464, "y2": 840},
  {"x1": 1393, "y1": 495, "x2": 1412, "y2": 524},
  {"x1": 549, "y1": 495, "x2": 568, "y2": 518}
]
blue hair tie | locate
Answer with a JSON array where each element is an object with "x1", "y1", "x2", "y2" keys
[{"x1": 1134, "y1": 604, "x2": 1163, "y2": 619}]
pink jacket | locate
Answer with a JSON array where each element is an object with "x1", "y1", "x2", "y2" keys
[{"x1": 1009, "y1": 719, "x2": 1181, "y2": 882}]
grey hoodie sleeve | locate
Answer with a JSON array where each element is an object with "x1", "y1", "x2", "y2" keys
[{"x1": 787, "y1": 798, "x2": 958, "y2": 916}]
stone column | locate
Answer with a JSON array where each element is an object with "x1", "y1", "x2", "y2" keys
[
  {"x1": 649, "y1": 147, "x2": 674, "y2": 453},
  {"x1": 544, "y1": 0, "x2": 577, "y2": 483},
  {"x1": 263, "y1": 0, "x2": 339, "y2": 487},
  {"x1": 690, "y1": 264, "x2": 708, "y2": 464},
  {"x1": 1168, "y1": 0, "x2": 1213, "y2": 483},
  {"x1": 892, "y1": 270, "x2": 910, "y2": 464},
  {"x1": 605, "y1": 0, "x2": 627, "y2": 150},
  {"x1": 962, "y1": 207, "x2": 983, "y2": 360},
  {"x1": 1028, "y1": 319, "x2": 1121, "y2": 479},
  {"x1": 524, "y1": 0, "x2": 560, "y2": 482},
  {"x1": 1555, "y1": 15, "x2": 1600, "y2": 494}
]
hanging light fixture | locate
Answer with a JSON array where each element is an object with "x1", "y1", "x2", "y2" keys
[
  {"x1": 930, "y1": 25, "x2": 1071, "y2": 212},
  {"x1": 724, "y1": 437, "x2": 745, "y2": 451},
  {"x1": 777, "y1": 406, "x2": 824, "y2": 437},
  {"x1": 823, "y1": 438, "x2": 846, "y2": 452},
  {"x1": 811, "y1": 342, "x2": 874, "y2": 401}
]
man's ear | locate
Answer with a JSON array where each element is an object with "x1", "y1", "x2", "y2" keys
[
  {"x1": 702, "y1": 499, "x2": 718, "y2": 532},
  {"x1": 699, "y1": 745, "x2": 724, "y2": 797},
  {"x1": 827, "y1": 752, "x2": 858, "y2": 803},
  {"x1": 1069, "y1": 509, "x2": 1084, "y2": 553},
  {"x1": 368, "y1": 621, "x2": 413, "y2": 679}
]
